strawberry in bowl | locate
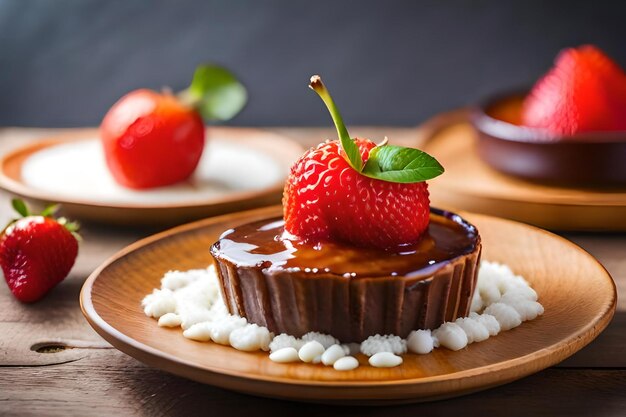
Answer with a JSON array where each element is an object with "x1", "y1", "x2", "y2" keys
[
  {"x1": 472, "y1": 45, "x2": 626, "y2": 186},
  {"x1": 522, "y1": 45, "x2": 626, "y2": 134},
  {"x1": 210, "y1": 76, "x2": 481, "y2": 342},
  {"x1": 101, "y1": 65, "x2": 247, "y2": 189}
]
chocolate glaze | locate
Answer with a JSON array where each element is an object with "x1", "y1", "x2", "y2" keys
[{"x1": 211, "y1": 208, "x2": 481, "y2": 342}]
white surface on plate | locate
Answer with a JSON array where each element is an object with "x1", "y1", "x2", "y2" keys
[{"x1": 21, "y1": 137, "x2": 283, "y2": 204}]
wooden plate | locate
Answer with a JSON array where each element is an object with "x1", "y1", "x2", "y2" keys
[
  {"x1": 420, "y1": 110, "x2": 626, "y2": 231},
  {"x1": 0, "y1": 128, "x2": 304, "y2": 226},
  {"x1": 80, "y1": 205, "x2": 616, "y2": 404}
]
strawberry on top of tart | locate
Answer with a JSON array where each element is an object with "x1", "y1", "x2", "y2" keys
[{"x1": 211, "y1": 76, "x2": 481, "y2": 342}]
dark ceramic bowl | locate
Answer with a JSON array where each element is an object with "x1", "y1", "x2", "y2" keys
[{"x1": 471, "y1": 92, "x2": 626, "y2": 187}]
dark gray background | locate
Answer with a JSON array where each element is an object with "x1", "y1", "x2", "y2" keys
[{"x1": 1, "y1": 0, "x2": 625, "y2": 127}]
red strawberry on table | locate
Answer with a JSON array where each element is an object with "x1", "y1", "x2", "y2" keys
[
  {"x1": 101, "y1": 65, "x2": 247, "y2": 189},
  {"x1": 0, "y1": 200, "x2": 79, "y2": 303},
  {"x1": 283, "y1": 76, "x2": 443, "y2": 249},
  {"x1": 522, "y1": 45, "x2": 626, "y2": 135}
]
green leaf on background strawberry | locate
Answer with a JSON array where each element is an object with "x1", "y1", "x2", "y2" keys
[
  {"x1": 180, "y1": 64, "x2": 248, "y2": 122},
  {"x1": 308, "y1": 75, "x2": 443, "y2": 183}
]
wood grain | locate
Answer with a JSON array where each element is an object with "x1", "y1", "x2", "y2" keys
[
  {"x1": 0, "y1": 127, "x2": 624, "y2": 415},
  {"x1": 81, "y1": 205, "x2": 615, "y2": 403},
  {"x1": 420, "y1": 113, "x2": 626, "y2": 231}
]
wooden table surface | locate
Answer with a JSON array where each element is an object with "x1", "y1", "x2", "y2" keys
[{"x1": 0, "y1": 127, "x2": 624, "y2": 417}]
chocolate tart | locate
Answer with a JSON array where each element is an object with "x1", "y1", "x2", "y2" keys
[
  {"x1": 210, "y1": 208, "x2": 481, "y2": 343},
  {"x1": 472, "y1": 91, "x2": 626, "y2": 186}
]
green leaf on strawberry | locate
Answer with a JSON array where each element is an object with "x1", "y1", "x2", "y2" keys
[
  {"x1": 11, "y1": 199, "x2": 28, "y2": 217},
  {"x1": 308, "y1": 75, "x2": 444, "y2": 183},
  {"x1": 40, "y1": 203, "x2": 59, "y2": 218},
  {"x1": 180, "y1": 64, "x2": 248, "y2": 122},
  {"x1": 363, "y1": 143, "x2": 444, "y2": 183},
  {"x1": 5, "y1": 199, "x2": 80, "y2": 239}
]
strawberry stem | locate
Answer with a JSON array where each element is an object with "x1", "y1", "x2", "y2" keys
[
  {"x1": 177, "y1": 89, "x2": 202, "y2": 109},
  {"x1": 309, "y1": 76, "x2": 351, "y2": 146},
  {"x1": 308, "y1": 75, "x2": 363, "y2": 172}
]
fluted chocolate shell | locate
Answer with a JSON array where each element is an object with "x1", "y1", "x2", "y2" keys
[{"x1": 210, "y1": 209, "x2": 481, "y2": 343}]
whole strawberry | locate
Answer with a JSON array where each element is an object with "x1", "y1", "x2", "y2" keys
[
  {"x1": 101, "y1": 65, "x2": 247, "y2": 189},
  {"x1": 284, "y1": 139, "x2": 430, "y2": 248},
  {"x1": 101, "y1": 89, "x2": 206, "y2": 189},
  {"x1": 0, "y1": 200, "x2": 79, "y2": 303},
  {"x1": 522, "y1": 45, "x2": 626, "y2": 135},
  {"x1": 283, "y1": 76, "x2": 442, "y2": 249}
]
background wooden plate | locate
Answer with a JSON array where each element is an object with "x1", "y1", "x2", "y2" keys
[
  {"x1": 419, "y1": 110, "x2": 626, "y2": 231},
  {"x1": 0, "y1": 128, "x2": 303, "y2": 226},
  {"x1": 80, "y1": 205, "x2": 616, "y2": 404}
]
